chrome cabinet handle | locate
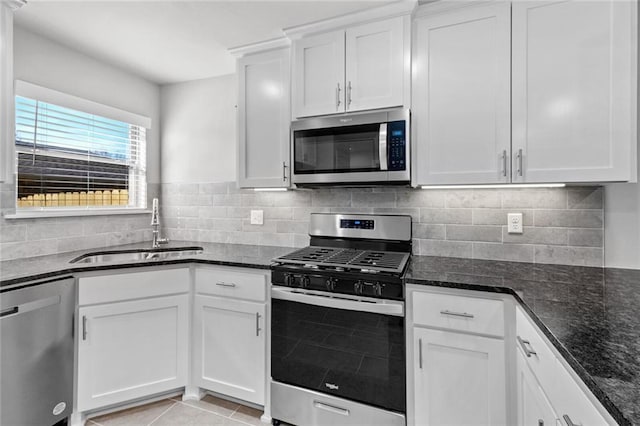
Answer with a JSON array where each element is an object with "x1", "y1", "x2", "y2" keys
[
  {"x1": 502, "y1": 150, "x2": 507, "y2": 177},
  {"x1": 82, "y1": 315, "x2": 87, "y2": 341},
  {"x1": 282, "y1": 162, "x2": 288, "y2": 182},
  {"x1": 256, "y1": 312, "x2": 261, "y2": 336},
  {"x1": 517, "y1": 336, "x2": 538, "y2": 357},
  {"x1": 216, "y1": 282, "x2": 236, "y2": 288},
  {"x1": 516, "y1": 148, "x2": 523, "y2": 177},
  {"x1": 336, "y1": 83, "x2": 341, "y2": 110},
  {"x1": 418, "y1": 338, "x2": 423, "y2": 369},
  {"x1": 563, "y1": 415, "x2": 577, "y2": 426},
  {"x1": 440, "y1": 310, "x2": 474, "y2": 319},
  {"x1": 347, "y1": 81, "x2": 352, "y2": 108}
]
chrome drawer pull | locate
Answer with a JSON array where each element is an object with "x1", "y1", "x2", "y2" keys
[
  {"x1": 440, "y1": 310, "x2": 474, "y2": 319},
  {"x1": 563, "y1": 415, "x2": 577, "y2": 426},
  {"x1": 418, "y1": 338, "x2": 423, "y2": 369},
  {"x1": 313, "y1": 401, "x2": 350, "y2": 416},
  {"x1": 216, "y1": 282, "x2": 236, "y2": 288},
  {"x1": 517, "y1": 336, "x2": 538, "y2": 357}
]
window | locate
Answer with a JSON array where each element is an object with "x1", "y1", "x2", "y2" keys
[{"x1": 14, "y1": 82, "x2": 148, "y2": 211}]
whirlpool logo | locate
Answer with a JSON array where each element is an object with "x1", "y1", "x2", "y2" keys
[{"x1": 325, "y1": 383, "x2": 339, "y2": 390}]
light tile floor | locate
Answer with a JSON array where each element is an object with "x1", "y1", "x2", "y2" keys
[{"x1": 86, "y1": 395, "x2": 266, "y2": 426}]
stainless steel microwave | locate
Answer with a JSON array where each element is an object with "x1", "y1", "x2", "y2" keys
[{"x1": 291, "y1": 108, "x2": 410, "y2": 185}]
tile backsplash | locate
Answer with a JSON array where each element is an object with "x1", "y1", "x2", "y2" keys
[
  {"x1": 0, "y1": 183, "x2": 160, "y2": 261},
  {"x1": 161, "y1": 182, "x2": 604, "y2": 267}
]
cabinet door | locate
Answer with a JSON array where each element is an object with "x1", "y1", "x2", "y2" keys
[
  {"x1": 413, "y1": 328, "x2": 506, "y2": 426},
  {"x1": 413, "y1": 3, "x2": 511, "y2": 185},
  {"x1": 77, "y1": 295, "x2": 189, "y2": 411},
  {"x1": 238, "y1": 48, "x2": 291, "y2": 188},
  {"x1": 293, "y1": 31, "x2": 345, "y2": 118},
  {"x1": 512, "y1": 0, "x2": 636, "y2": 183},
  {"x1": 345, "y1": 17, "x2": 405, "y2": 112},
  {"x1": 516, "y1": 348, "x2": 559, "y2": 426},
  {"x1": 193, "y1": 295, "x2": 266, "y2": 405}
]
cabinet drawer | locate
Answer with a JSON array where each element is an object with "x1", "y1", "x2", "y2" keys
[
  {"x1": 79, "y1": 268, "x2": 189, "y2": 305},
  {"x1": 195, "y1": 267, "x2": 267, "y2": 302},
  {"x1": 515, "y1": 307, "x2": 558, "y2": 396},
  {"x1": 412, "y1": 291, "x2": 504, "y2": 337}
]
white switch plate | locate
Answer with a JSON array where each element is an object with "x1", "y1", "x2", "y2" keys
[
  {"x1": 250, "y1": 210, "x2": 264, "y2": 225},
  {"x1": 507, "y1": 213, "x2": 523, "y2": 234}
]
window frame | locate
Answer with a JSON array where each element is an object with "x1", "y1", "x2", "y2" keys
[{"x1": 7, "y1": 80, "x2": 151, "y2": 218}]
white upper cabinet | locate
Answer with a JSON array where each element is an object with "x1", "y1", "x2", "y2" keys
[
  {"x1": 512, "y1": 0, "x2": 637, "y2": 183},
  {"x1": 292, "y1": 16, "x2": 407, "y2": 118},
  {"x1": 293, "y1": 32, "x2": 345, "y2": 118},
  {"x1": 345, "y1": 17, "x2": 405, "y2": 112},
  {"x1": 413, "y1": 2, "x2": 511, "y2": 185},
  {"x1": 237, "y1": 47, "x2": 291, "y2": 188}
]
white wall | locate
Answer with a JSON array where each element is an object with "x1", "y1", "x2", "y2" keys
[
  {"x1": 13, "y1": 25, "x2": 161, "y2": 183},
  {"x1": 160, "y1": 74, "x2": 237, "y2": 184}
]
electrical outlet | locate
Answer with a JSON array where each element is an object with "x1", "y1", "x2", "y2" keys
[
  {"x1": 507, "y1": 213, "x2": 523, "y2": 234},
  {"x1": 250, "y1": 210, "x2": 264, "y2": 225}
]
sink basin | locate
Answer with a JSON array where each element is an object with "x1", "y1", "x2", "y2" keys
[{"x1": 70, "y1": 247, "x2": 204, "y2": 264}]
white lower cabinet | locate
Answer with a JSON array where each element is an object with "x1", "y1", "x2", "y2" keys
[
  {"x1": 516, "y1": 307, "x2": 613, "y2": 426},
  {"x1": 77, "y1": 294, "x2": 189, "y2": 412},
  {"x1": 413, "y1": 328, "x2": 506, "y2": 426},
  {"x1": 192, "y1": 295, "x2": 266, "y2": 405},
  {"x1": 516, "y1": 347, "x2": 558, "y2": 426},
  {"x1": 408, "y1": 287, "x2": 507, "y2": 426}
]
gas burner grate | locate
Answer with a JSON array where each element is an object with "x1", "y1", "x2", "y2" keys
[{"x1": 274, "y1": 246, "x2": 410, "y2": 274}]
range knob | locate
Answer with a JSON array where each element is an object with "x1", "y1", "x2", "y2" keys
[
  {"x1": 354, "y1": 280, "x2": 363, "y2": 295},
  {"x1": 326, "y1": 277, "x2": 337, "y2": 292},
  {"x1": 300, "y1": 275, "x2": 310, "y2": 288},
  {"x1": 284, "y1": 273, "x2": 294, "y2": 287}
]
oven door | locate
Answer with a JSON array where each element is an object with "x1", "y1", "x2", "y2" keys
[{"x1": 271, "y1": 287, "x2": 405, "y2": 414}]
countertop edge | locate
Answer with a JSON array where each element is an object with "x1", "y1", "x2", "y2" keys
[{"x1": 0, "y1": 257, "x2": 273, "y2": 290}]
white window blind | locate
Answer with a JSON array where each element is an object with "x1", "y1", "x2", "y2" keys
[{"x1": 14, "y1": 94, "x2": 147, "y2": 210}]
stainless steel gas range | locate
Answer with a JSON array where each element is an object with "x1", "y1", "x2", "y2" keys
[{"x1": 270, "y1": 213, "x2": 412, "y2": 426}]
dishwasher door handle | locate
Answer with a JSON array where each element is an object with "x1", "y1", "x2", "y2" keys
[
  {"x1": 0, "y1": 306, "x2": 19, "y2": 317},
  {"x1": 0, "y1": 295, "x2": 60, "y2": 319}
]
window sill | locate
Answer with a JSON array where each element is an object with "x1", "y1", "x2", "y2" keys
[{"x1": 3, "y1": 208, "x2": 152, "y2": 219}]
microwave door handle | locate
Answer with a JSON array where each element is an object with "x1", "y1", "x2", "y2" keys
[{"x1": 379, "y1": 123, "x2": 388, "y2": 171}]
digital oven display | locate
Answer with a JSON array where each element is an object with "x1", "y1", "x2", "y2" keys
[{"x1": 340, "y1": 219, "x2": 374, "y2": 230}]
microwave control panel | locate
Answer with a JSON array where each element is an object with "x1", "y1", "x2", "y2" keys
[{"x1": 387, "y1": 121, "x2": 406, "y2": 171}]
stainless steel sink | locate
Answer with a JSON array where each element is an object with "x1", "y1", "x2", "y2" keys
[{"x1": 70, "y1": 247, "x2": 204, "y2": 264}]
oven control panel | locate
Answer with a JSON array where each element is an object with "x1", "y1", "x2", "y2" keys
[{"x1": 340, "y1": 219, "x2": 374, "y2": 230}]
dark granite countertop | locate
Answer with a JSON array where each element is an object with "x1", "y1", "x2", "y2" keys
[
  {"x1": 0, "y1": 240, "x2": 291, "y2": 289},
  {"x1": 406, "y1": 255, "x2": 640, "y2": 426},
  {"x1": 1, "y1": 243, "x2": 638, "y2": 424}
]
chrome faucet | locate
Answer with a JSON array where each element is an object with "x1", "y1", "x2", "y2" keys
[{"x1": 150, "y1": 198, "x2": 169, "y2": 248}]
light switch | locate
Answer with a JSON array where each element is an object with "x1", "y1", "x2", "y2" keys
[
  {"x1": 507, "y1": 213, "x2": 523, "y2": 234},
  {"x1": 250, "y1": 210, "x2": 264, "y2": 225}
]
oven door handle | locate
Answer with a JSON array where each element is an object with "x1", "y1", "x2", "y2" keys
[{"x1": 271, "y1": 287, "x2": 404, "y2": 317}]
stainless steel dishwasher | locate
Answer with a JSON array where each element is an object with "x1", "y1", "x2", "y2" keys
[{"x1": 1, "y1": 277, "x2": 75, "y2": 426}]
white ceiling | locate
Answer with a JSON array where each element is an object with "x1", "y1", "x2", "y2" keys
[{"x1": 14, "y1": 0, "x2": 395, "y2": 85}]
